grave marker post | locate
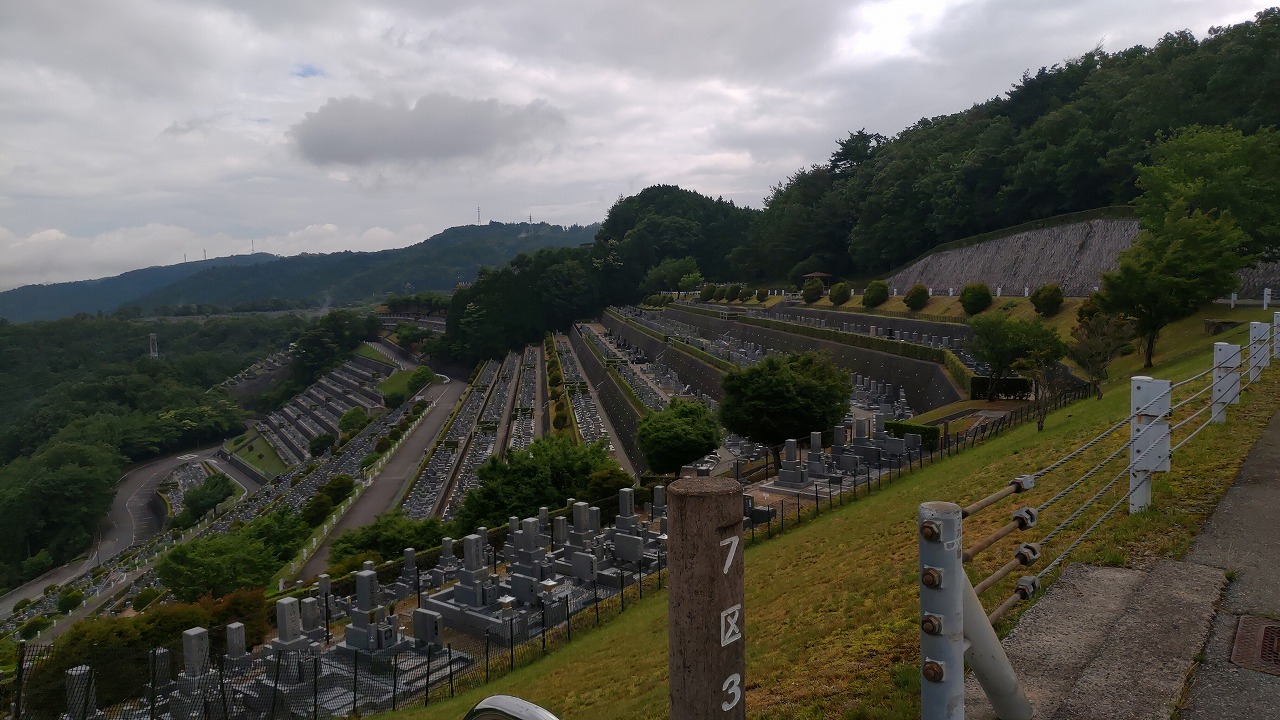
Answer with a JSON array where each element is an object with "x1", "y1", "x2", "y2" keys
[{"x1": 668, "y1": 476, "x2": 746, "y2": 719}]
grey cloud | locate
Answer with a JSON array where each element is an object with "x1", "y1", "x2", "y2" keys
[{"x1": 290, "y1": 94, "x2": 567, "y2": 166}]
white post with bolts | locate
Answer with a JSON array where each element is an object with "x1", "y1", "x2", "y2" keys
[
  {"x1": 1130, "y1": 377, "x2": 1170, "y2": 514},
  {"x1": 1250, "y1": 322, "x2": 1270, "y2": 379},
  {"x1": 1274, "y1": 312, "x2": 1280, "y2": 360},
  {"x1": 918, "y1": 502, "x2": 964, "y2": 720},
  {"x1": 1211, "y1": 343, "x2": 1241, "y2": 423}
]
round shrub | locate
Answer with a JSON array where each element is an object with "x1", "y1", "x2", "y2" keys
[
  {"x1": 738, "y1": 286, "x2": 754, "y2": 302},
  {"x1": 904, "y1": 284, "x2": 930, "y2": 311},
  {"x1": 960, "y1": 283, "x2": 993, "y2": 315},
  {"x1": 552, "y1": 413, "x2": 569, "y2": 430},
  {"x1": 375, "y1": 436, "x2": 391, "y2": 453},
  {"x1": 862, "y1": 280, "x2": 889, "y2": 308},
  {"x1": 548, "y1": 370, "x2": 563, "y2": 387},
  {"x1": 829, "y1": 282, "x2": 851, "y2": 306},
  {"x1": 56, "y1": 589, "x2": 84, "y2": 614},
  {"x1": 755, "y1": 288, "x2": 768, "y2": 302},
  {"x1": 712, "y1": 286, "x2": 727, "y2": 301},
  {"x1": 1030, "y1": 284, "x2": 1064, "y2": 316},
  {"x1": 302, "y1": 494, "x2": 333, "y2": 527},
  {"x1": 699, "y1": 285, "x2": 717, "y2": 302},
  {"x1": 725, "y1": 285, "x2": 741, "y2": 302},
  {"x1": 801, "y1": 278, "x2": 824, "y2": 303}
]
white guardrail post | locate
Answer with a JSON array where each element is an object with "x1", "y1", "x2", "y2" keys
[
  {"x1": 1129, "y1": 377, "x2": 1170, "y2": 514},
  {"x1": 1211, "y1": 342, "x2": 1241, "y2": 424},
  {"x1": 1250, "y1": 321, "x2": 1269, "y2": 381},
  {"x1": 1273, "y1": 312, "x2": 1280, "y2": 360}
]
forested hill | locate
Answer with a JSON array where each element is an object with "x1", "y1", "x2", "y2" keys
[
  {"x1": 0, "y1": 222, "x2": 598, "y2": 322},
  {"x1": 729, "y1": 8, "x2": 1280, "y2": 284},
  {"x1": 0, "y1": 254, "x2": 273, "y2": 322}
]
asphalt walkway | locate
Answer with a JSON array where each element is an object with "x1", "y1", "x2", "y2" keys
[
  {"x1": 1181, "y1": 410, "x2": 1280, "y2": 717},
  {"x1": 297, "y1": 378, "x2": 468, "y2": 579}
]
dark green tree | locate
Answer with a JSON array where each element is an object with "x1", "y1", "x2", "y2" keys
[
  {"x1": 904, "y1": 284, "x2": 930, "y2": 311},
  {"x1": 1011, "y1": 321, "x2": 1069, "y2": 430},
  {"x1": 1030, "y1": 284, "x2": 1064, "y2": 316},
  {"x1": 862, "y1": 280, "x2": 889, "y2": 308},
  {"x1": 309, "y1": 433, "x2": 335, "y2": 457},
  {"x1": 637, "y1": 399, "x2": 723, "y2": 474},
  {"x1": 969, "y1": 315, "x2": 1034, "y2": 401},
  {"x1": 801, "y1": 278, "x2": 824, "y2": 303},
  {"x1": 720, "y1": 352, "x2": 852, "y2": 468},
  {"x1": 960, "y1": 283, "x2": 993, "y2": 315}
]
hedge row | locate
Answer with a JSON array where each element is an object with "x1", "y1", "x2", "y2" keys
[
  {"x1": 737, "y1": 316, "x2": 975, "y2": 392},
  {"x1": 884, "y1": 420, "x2": 941, "y2": 451},
  {"x1": 969, "y1": 376, "x2": 1033, "y2": 400},
  {"x1": 671, "y1": 339, "x2": 736, "y2": 373}
]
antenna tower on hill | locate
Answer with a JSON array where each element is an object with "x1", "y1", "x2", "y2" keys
[{"x1": 149, "y1": 333, "x2": 159, "y2": 358}]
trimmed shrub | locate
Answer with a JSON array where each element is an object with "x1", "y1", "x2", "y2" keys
[
  {"x1": 829, "y1": 282, "x2": 851, "y2": 306},
  {"x1": 801, "y1": 278, "x2": 824, "y2": 303},
  {"x1": 725, "y1": 285, "x2": 741, "y2": 302},
  {"x1": 302, "y1": 494, "x2": 333, "y2": 527},
  {"x1": 712, "y1": 286, "x2": 727, "y2": 301},
  {"x1": 904, "y1": 284, "x2": 930, "y2": 311},
  {"x1": 738, "y1": 286, "x2": 754, "y2": 302},
  {"x1": 960, "y1": 283, "x2": 993, "y2": 315},
  {"x1": 56, "y1": 589, "x2": 84, "y2": 614},
  {"x1": 884, "y1": 420, "x2": 941, "y2": 451},
  {"x1": 1030, "y1": 284, "x2": 1064, "y2": 316},
  {"x1": 755, "y1": 288, "x2": 768, "y2": 302},
  {"x1": 862, "y1": 280, "x2": 889, "y2": 307},
  {"x1": 375, "y1": 436, "x2": 391, "y2": 453},
  {"x1": 699, "y1": 285, "x2": 717, "y2": 302}
]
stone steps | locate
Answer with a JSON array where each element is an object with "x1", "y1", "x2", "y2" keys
[{"x1": 965, "y1": 559, "x2": 1225, "y2": 720}]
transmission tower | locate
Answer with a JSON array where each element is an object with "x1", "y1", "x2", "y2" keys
[{"x1": 149, "y1": 333, "x2": 159, "y2": 358}]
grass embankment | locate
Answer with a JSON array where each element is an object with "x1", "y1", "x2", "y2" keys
[
  {"x1": 354, "y1": 343, "x2": 397, "y2": 367},
  {"x1": 225, "y1": 429, "x2": 288, "y2": 478},
  {"x1": 386, "y1": 307, "x2": 1279, "y2": 720},
  {"x1": 379, "y1": 369, "x2": 414, "y2": 398}
]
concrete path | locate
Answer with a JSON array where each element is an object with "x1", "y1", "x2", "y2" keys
[
  {"x1": 297, "y1": 378, "x2": 468, "y2": 579},
  {"x1": 1181, "y1": 410, "x2": 1280, "y2": 718}
]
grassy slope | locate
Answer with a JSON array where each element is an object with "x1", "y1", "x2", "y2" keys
[
  {"x1": 379, "y1": 369, "x2": 414, "y2": 398},
  {"x1": 390, "y1": 306, "x2": 1278, "y2": 720},
  {"x1": 229, "y1": 429, "x2": 288, "y2": 477},
  {"x1": 355, "y1": 343, "x2": 397, "y2": 367}
]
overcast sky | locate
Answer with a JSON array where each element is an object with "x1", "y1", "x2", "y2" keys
[{"x1": 0, "y1": 1, "x2": 1266, "y2": 291}]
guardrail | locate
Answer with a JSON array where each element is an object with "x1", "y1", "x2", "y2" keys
[{"x1": 916, "y1": 315, "x2": 1276, "y2": 719}]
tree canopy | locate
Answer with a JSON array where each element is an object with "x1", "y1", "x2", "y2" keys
[
  {"x1": 720, "y1": 352, "x2": 851, "y2": 467},
  {"x1": 637, "y1": 398, "x2": 723, "y2": 474}
]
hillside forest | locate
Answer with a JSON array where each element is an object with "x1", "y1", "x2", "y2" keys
[
  {"x1": 0, "y1": 311, "x2": 379, "y2": 593},
  {"x1": 433, "y1": 9, "x2": 1280, "y2": 361}
]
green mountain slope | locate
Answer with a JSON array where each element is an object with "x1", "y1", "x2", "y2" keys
[{"x1": 0, "y1": 254, "x2": 274, "y2": 322}]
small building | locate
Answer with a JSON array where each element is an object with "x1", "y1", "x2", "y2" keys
[{"x1": 801, "y1": 271, "x2": 834, "y2": 289}]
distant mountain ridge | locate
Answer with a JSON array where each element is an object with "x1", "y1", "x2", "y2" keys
[{"x1": 0, "y1": 222, "x2": 599, "y2": 322}]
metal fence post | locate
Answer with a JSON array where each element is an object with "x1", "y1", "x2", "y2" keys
[
  {"x1": 1212, "y1": 343, "x2": 1240, "y2": 423},
  {"x1": 1130, "y1": 376, "x2": 1170, "y2": 514},
  {"x1": 918, "y1": 502, "x2": 964, "y2": 720},
  {"x1": 447, "y1": 643, "x2": 455, "y2": 697}
]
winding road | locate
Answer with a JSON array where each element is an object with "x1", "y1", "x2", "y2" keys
[{"x1": 0, "y1": 443, "x2": 262, "y2": 620}]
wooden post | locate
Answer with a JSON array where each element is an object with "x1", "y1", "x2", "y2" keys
[{"x1": 668, "y1": 476, "x2": 746, "y2": 719}]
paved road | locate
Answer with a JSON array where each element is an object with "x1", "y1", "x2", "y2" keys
[
  {"x1": 0, "y1": 443, "x2": 261, "y2": 619},
  {"x1": 298, "y1": 378, "x2": 468, "y2": 579}
]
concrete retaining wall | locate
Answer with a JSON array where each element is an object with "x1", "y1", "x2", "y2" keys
[{"x1": 569, "y1": 326, "x2": 649, "y2": 473}]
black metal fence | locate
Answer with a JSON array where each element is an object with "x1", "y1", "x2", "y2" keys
[{"x1": 6, "y1": 390, "x2": 1087, "y2": 720}]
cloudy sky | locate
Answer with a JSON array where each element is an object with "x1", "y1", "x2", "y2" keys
[{"x1": 0, "y1": 1, "x2": 1266, "y2": 291}]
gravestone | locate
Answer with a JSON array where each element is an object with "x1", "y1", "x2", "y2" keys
[
  {"x1": 62, "y1": 666, "x2": 105, "y2": 720},
  {"x1": 412, "y1": 608, "x2": 444, "y2": 650},
  {"x1": 224, "y1": 622, "x2": 251, "y2": 675}
]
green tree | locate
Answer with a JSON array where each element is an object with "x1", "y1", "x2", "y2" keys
[
  {"x1": 338, "y1": 407, "x2": 369, "y2": 434},
  {"x1": 56, "y1": 588, "x2": 83, "y2": 614},
  {"x1": 644, "y1": 256, "x2": 699, "y2": 293},
  {"x1": 301, "y1": 494, "x2": 333, "y2": 527},
  {"x1": 720, "y1": 352, "x2": 852, "y2": 468},
  {"x1": 309, "y1": 433, "x2": 335, "y2": 457},
  {"x1": 1069, "y1": 313, "x2": 1134, "y2": 399},
  {"x1": 637, "y1": 398, "x2": 723, "y2": 474},
  {"x1": 319, "y1": 474, "x2": 355, "y2": 504},
  {"x1": 330, "y1": 510, "x2": 447, "y2": 567},
  {"x1": 969, "y1": 315, "x2": 1034, "y2": 401},
  {"x1": 678, "y1": 272, "x2": 704, "y2": 291},
  {"x1": 904, "y1": 284, "x2": 930, "y2": 311},
  {"x1": 960, "y1": 283, "x2": 993, "y2": 315},
  {"x1": 829, "y1": 282, "x2": 851, "y2": 306},
  {"x1": 1011, "y1": 321, "x2": 1068, "y2": 430},
  {"x1": 699, "y1": 285, "x2": 717, "y2": 302},
  {"x1": 1101, "y1": 202, "x2": 1247, "y2": 367},
  {"x1": 172, "y1": 473, "x2": 234, "y2": 529},
  {"x1": 862, "y1": 280, "x2": 888, "y2": 308},
  {"x1": 1030, "y1": 284, "x2": 1064, "y2": 316},
  {"x1": 755, "y1": 288, "x2": 768, "y2": 302},
  {"x1": 801, "y1": 278, "x2": 824, "y2": 303},
  {"x1": 712, "y1": 286, "x2": 727, "y2": 301}
]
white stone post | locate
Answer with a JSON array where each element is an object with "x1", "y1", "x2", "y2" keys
[
  {"x1": 1273, "y1": 312, "x2": 1280, "y2": 360},
  {"x1": 1264, "y1": 288, "x2": 1272, "y2": 310},
  {"x1": 1130, "y1": 376, "x2": 1170, "y2": 514},
  {"x1": 1249, "y1": 321, "x2": 1269, "y2": 380},
  {"x1": 1211, "y1": 342, "x2": 1241, "y2": 423}
]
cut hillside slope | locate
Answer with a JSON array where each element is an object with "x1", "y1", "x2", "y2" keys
[
  {"x1": 885, "y1": 214, "x2": 1280, "y2": 299},
  {"x1": 389, "y1": 306, "x2": 1280, "y2": 720}
]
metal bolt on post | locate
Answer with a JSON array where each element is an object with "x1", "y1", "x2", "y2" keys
[{"x1": 919, "y1": 502, "x2": 964, "y2": 720}]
